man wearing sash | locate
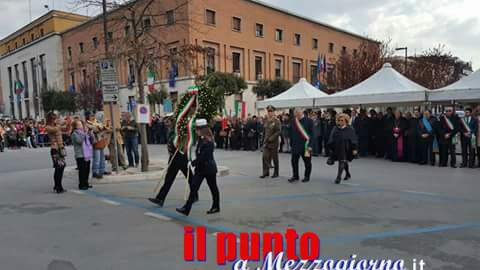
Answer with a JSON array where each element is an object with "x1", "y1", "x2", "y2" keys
[
  {"x1": 418, "y1": 110, "x2": 437, "y2": 165},
  {"x1": 289, "y1": 109, "x2": 313, "y2": 183},
  {"x1": 459, "y1": 108, "x2": 477, "y2": 168},
  {"x1": 438, "y1": 107, "x2": 459, "y2": 168}
]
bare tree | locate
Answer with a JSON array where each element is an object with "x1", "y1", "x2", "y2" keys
[
  {"x1": 335, "y1": 39, "x2": 393, "y2": 92},
  {"x1": 72, "y1": 0, "x2": 204, "y2": 171}
]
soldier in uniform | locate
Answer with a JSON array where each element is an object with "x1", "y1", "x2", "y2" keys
[{"x1": 260, "y1": 105, "x2": 281, "y2": 178}]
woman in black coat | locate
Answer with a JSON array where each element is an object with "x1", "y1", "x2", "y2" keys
[
  {"x1": 327, "y1": 113, "x2": 358, "y2": 184},
  {"x1": 177, "y1": 119, "x2": 219, "y2": 216}
]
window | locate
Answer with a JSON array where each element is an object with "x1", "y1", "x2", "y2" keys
[
  {"x1": 292, "y1": 62, "x2": 301, "y2": 83},
  {"x1": 92, "y1": 37, "x2": 98, "y2": 49},
  {"x1": 8, "y1": 67, "x2": 15, "y2": 116},
  {"x1": 275, "y1": 29, "x2": 283, "y2": 41},
  {"x1": 328, "y1": 42, "x2": 334, "y2": 53},
  {"x1": 310, "y1": 65, "x2": 318, "y2": 85},
  {"x1": 294, "y1": 33, "x2": 301, "y2": 46},
  {"x1": 205, "y1": 9, "x2": 216, "y2": 25},
  {"x1": 70, "y1": 72, "x2": 75, "y2": 89},
  {"x1": 342, "y1": 46, "x2": 347, "y2": 54},
  {"x1": 39, "y1": 54, "x2": 47, "y2": 91},
  {"x1": 107, "y1": 32, "x2": 113, "y2": 42},
  {"x1": 31, "y1": 33, "x2": 34, "y2": 41},
  {"x1": 30, "y1": 58, "x2": 39, "y2": 117},
  {"x1": 67, "y1": 46, "x2": 72, "y2": 60},
  {"x1": 15, "y1": 42, "x2": 18, "y2": 49},
  {"x1": 124, "y1": 25, "x2": 130, "y2": 37},
  {"x1": 232, "y1": 52, "x2": 241, "y2": 73},
  {"x1": 275, "y1": 59, "x2": 282, "y2": 79},
  {"x1": 23, "y1": 38, "x2": 26, "y2": 45},
  {"x1": 166, "y1": 10, "x2": 175, "y2": 25},
  {"x1": 353, "y1": 49, "x2": 358, "y2": 58},
  {"x1": 82, "y1": 69, "x2": 87, "y2": 82},
  {"x1": 79, "y1": 42, "x2": 84, "y2": 53},
  {"x1": 312, "y1": 38, "x2": 318, "y2": 49},
  {"x1": 232, "y1": 17, "x2": 241, "y2": 32},
  {"x1": 143, "y1": 17, "x2": 151, "y2": 31},
  {"x1": 327, "y1": 64, "x2": 336, "y2": 87},
  {"x1": 255, "y1": 56, "x2": 263, "y2": 80},
  {"x1": 255, "y1": 23, "x2": 264, "y2": 37},
  {"x1": 206, "y1": 48, "x2": 216, "y2": 74},
  {"x1": 128, "y1": 59, "x2": 136, "y2": 84},
  {"x1": 22, "y1": 61, "x2": 30, "y2": 117},
  {"x1": 40, "y1": 29, "x2": 44, "y2": 36}
]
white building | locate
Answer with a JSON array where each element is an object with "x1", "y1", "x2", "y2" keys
[{"x1": 0, "y1": 33, "x2": 65, "y2": 119}]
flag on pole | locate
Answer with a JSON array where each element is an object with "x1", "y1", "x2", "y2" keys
[
  {"x1": 323, "y1": 55, "x2": 327, "y2": 73},
  {"x1": 315, "y1": 55, "x2": 322, "y2": 89},
  {"x1": 147, "y1": 69, "x2": 155, "y2": 92},
  {"x1": 15, "y1": 80, "x2": 24, "y2": 95},
  {"x1": 169, "y1": 64, "x2": 178, "y2": 88}
]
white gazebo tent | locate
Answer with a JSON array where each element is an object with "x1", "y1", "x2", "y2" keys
[
  {"x1": 256, "y1": 78, "x2": 328, "y2": 109},
  {"x1": 428, "y1": 69, "x2": 480, "y2": 103},
  {"x1": 314, "y1": 63, "x2": 429, "y2": 107}
]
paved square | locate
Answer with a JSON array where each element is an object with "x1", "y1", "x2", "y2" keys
[{"x1": 0, "y1": 145, "x2": 479, "y2": 269}]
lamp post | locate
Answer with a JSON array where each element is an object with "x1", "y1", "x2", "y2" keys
[{"x1": 395, "y1": 47, "x2": 408, "y2": 73}]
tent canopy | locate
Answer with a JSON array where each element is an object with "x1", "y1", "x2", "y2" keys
[
  {"x1": 256, "y1": 78, "x2": 328, "y2": 109},
  {"x1": 314, "y1": 63, "x2": 428, "y2": 107},
  {"x1": 429, "y1": 69, "x2": 480, "y2": 102}
]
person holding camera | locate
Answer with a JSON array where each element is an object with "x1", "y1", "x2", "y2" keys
[{"x1": 327, "y1": 113, "x2": 358, "y2": 184}]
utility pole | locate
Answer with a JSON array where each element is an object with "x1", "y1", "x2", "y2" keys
[{"x1": 102, "y1": 0, "x2": 120, "y2": 174}]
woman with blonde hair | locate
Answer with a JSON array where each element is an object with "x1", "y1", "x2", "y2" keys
[
  {"x1": 46, "y1": 112, "x2": 67, "y2": 193},
  {"x1": 327, "y1": 113, "x2": 358, "y2": 184}
]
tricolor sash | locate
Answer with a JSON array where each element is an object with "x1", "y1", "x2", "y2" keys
[
  {"x1": 442, "y1": 115, "x2": 454, "y2": 132},
  {"x1": 460, "y1": 117, "x2": 471, "y2": 134},
  {"x1": 294, "y1": 117, "x2": 310, "y2": 155}
]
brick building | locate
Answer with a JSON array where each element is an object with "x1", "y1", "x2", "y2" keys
[{"x1": 61, "y1": 0, "x2": 377, "y2": 115}]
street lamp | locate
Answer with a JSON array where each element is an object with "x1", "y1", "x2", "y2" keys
[{"x1": 395, "y1": 47, "x2": 408, "y2": 73}]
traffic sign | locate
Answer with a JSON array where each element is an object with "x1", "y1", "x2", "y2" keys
[{"x1": 100, "y1": 59, "x2": 119, "y2": 102}]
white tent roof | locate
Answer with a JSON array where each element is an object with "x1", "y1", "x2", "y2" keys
[
  {"x1": 256, "y1": 78, "x2": 328, "y2": 109},
  {"x1": 314, "y1": 63, "x2": 428, "y2": 107},
  {"x1": 429, "y1": 69, "x2": 480, "y2": 102}
]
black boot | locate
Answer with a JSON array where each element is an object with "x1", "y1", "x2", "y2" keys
[
  {"x1": 176, "y1": 204, "x2": 191, "y2": 216},
  {"x1": 335, "y1": 162, "x2": 345, "y2": 184},
  {"x1": 148, "y1": 198, "x2": 164, "y2": 207},
  {"x1": 207, "y1": 206, "x2": 220, "y2": 214},
  {"x1": 344, "y1": 162, "x2": 351, "y2": 180}
]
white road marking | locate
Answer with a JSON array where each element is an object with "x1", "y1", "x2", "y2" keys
[
  {"x1": 100, "y1": 199, "x2": 122, "y2": 206},
  {"x1": 70, "y1": 190, "x2": 86, "y2": 195},
  {"x1": 403, "y1": 190, "x2": 438, "y2": 196},
  {"x1": 343, "y1": 183, "x2": 360, "y2": 186},
  {"x1": 144, "y1": 212, "x2": 172, "y2": 221}
]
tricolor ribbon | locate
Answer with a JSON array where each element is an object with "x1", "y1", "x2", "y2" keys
[
  {"x1": 294, "y1": 117, "x2": 310, "y2": 155},
  {"x1": 460, "y1": 117, "x2": 471, "y2": 134},
  {"x1": 443, "y1": 115, "x2": 454, "y2": 132},
  {"x1": 173, "y1": 94, "x2": 197, "y2": 148},
  {"x1": 186, "y1": 116, "x2": 196, "y2": 161}
]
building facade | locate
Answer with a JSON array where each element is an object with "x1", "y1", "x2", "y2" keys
[
  {"x1": 0, "y1": 11, "x2": 89, "y2": 118},
  {"x1": 61, "y1": 0, "x2": 376, "y2": 115}
]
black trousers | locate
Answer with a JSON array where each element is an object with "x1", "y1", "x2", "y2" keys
[
  {"x1": 439, "y1": 141, "x2": 456, "y2": 166},
  {"x1": 460, "y1": 137, "x2": 475, "y2": 167},
  {"x1": 419, "y1": 140, "x2": 435, "y2": 165},
  {"x1": 291, "y1": 153, "x2": 312, "y2": 179},
  {"x1": 76, "y1": 158, "x2": 91, "y2": 189},
  {"x1": 155, "y1": 152, "x2": 196, "y2": 201},
  {"x1": 184, "y1": 173, "x2": 219, "y2": 211},
  {"x1": 54, "y1": 166, "x2": 65, "y2": 191}
]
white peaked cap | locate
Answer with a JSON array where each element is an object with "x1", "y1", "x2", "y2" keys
[{"x1": 196, "y1": 118, "x2": 208, "y2": 127}]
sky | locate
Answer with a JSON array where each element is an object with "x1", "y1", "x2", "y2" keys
[{"x1": 1, "y1": 0, "x2": 479, "y2": 69}]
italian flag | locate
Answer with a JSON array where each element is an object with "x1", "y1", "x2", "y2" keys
[{"x1": 15, "y1": 81, "x2": 24, "y2": 95}]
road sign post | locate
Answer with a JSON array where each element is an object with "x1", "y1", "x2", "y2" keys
[{"x1": 100, "y1": 59, "x2": 120, "y2": 173}]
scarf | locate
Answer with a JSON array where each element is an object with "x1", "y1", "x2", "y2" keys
[
  {"x1": 294, "y1": 117, "x2": 310, "y2": 154},
  {"x1": 422, "y1": 117, "x2": 432, "y2": 133}
]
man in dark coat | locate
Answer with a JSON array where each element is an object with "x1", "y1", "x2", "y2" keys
[
  {"x1": 418, "y1": 110, "x2": 437, "y2": 166},
  {"x1": 289, "y1": 109, "x2": 314, "y2": 183},
  {"x1": 406, "y1": 110, "x2": 421, "y2": 163},
  {"x1": 353, "y1": 109, "x2": 369, "y2": 157},
  {"x1": 323, "y1": 110, "x2": 336, "y2": 157},
  {"x1": 459, "y1": 107, "x2": 478, "y2": 168},
  {"x1": 438, "y1": 106, "x2": 459, "y2": 168}
]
